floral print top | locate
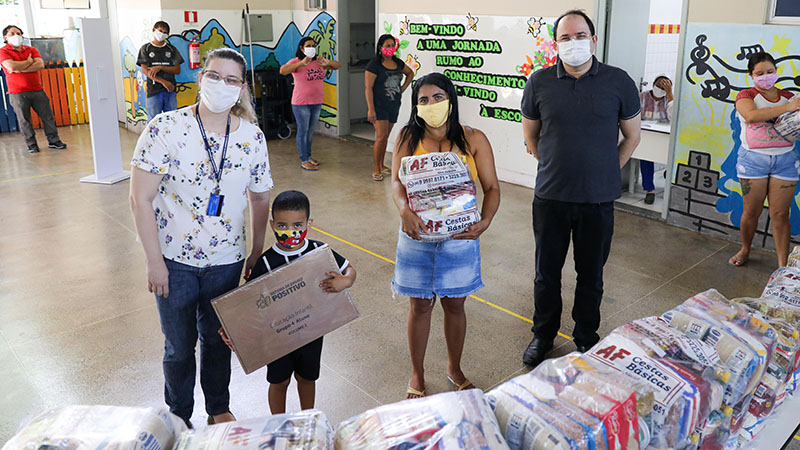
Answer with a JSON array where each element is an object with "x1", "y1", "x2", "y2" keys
[{"x1": 132, "y1": 107, "x2": 274, "y2": 267}]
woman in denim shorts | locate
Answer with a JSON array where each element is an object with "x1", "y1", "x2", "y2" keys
[
  {"x1": 390, "y1": 73, "x2": 500, "y2": 399},
  {"x1": 731, "y1": 52, "x2": 800, "y2": 267}
]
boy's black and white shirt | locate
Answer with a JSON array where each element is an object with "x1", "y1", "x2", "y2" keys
[
  {"x1": 248, "y1": 239, "x2": 349, "y2": 280},
  {"x1": 136, "y1": 41, "x2": 184, "y2": 98}
]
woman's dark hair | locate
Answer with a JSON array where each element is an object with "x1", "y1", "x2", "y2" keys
[
  {"x1": 296, "y1": 37, "x2": 317, "y2": 60},
  {"x1": 398, "y1": 72, "x2": 467, "y2": 157},
  {"x1": 747, "y1": 52, "x2": 777, "y2": 75},
  {"x1": 553, "y1": 9, "x2": 595, "y2": 39},
  {"x1": 272, "y1": 190, "x2": 310, "y2": 220},
  {"x1": 654, "y1": 75, "x2": 670, "y2": 85},
  {"x1": 373, "y1": 34, "x2": 397, "y2": 63}
]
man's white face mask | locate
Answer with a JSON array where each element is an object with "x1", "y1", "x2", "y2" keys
[
  {"x1": 7, "y1": 35, "x2": 23, "y2": 47},
  {"x1": 557, "y1": 38, "x2": 593, "y2": 67}
]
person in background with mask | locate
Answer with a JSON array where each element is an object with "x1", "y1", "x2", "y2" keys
[
  {"x1": 280, "y1": 37, "x2": 340, "y2": 171},
  {"x1": 520, "y1": 9, "x2": 641, "y2": 367},
  {"x1": 639, "y1": 75, "x2": 674, "y2": 204},
  {"x1": 137, "y1": 20, "x2": 184, "y2": 122},
  {"x1": 391, "y1": 73, "x2": 500, "y2": 399},
  {"x1": 0, "y1": 25, "x2": 67, "y2": 153},
  {"x1": 729, "y1": 52, "x2": 800, "y2": 267},
  {"x1": 365, "y1": 34, "x2": 414, "y2": 181},
  {"x1": 129, "y1": 48, "x2": 273, "y2": 428}
]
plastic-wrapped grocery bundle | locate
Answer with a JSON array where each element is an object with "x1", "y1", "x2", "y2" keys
[
  {"x1": 1, "y1": 405, "x2": 186, "y2": 450},
  {"x1": 398, "y1": 152, "x2": 480, "y2": 241},
  {"x1": 774, "y1": 109, "x2": 800, "y2": 142},
  {"x1": 762, "y1": 266, "x2": 800, "y2": 308},
  {"x1": 487, "y1": 353, "x2": 651, "y2": 450},
  {"x1": 334, "y1": 389, "x2": 509, "y2": 450},
  {"x1": 175, "y1": 410, "x2": 333, "y2": 449},
  {"x1": 787, "y1": 246, "x2": 800, "y2": 269}
]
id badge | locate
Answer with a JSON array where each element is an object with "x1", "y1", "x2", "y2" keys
[{"x1": 207, "y1": 193, "x2": 224, "y2": 216}]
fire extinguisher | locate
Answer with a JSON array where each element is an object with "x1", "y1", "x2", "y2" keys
[{"x1": 189, "y1": 37, "x2": 201, "y2": 69}]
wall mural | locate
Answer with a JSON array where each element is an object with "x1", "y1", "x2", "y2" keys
[
  {"x1": 119, "y1": 12, "x2": 337, "y2": 131},
  {"x1": 670, "y1": 23, "x2": 800, "y2": 249},
  {"x1": 382, "y1": 13, "x2": 558, "y2": 187}
]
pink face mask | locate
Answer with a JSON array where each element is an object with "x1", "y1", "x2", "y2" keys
[
  {"x1": 753, "y1": 72, "x2": 779, "y2": 90},
  {"x1": 381, "y1": 46, "x2": 397, "y2": 57}
]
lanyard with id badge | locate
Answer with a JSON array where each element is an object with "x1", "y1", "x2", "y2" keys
[{"x1": 195, "y1": 104, "x2": 230, "y2": 217}]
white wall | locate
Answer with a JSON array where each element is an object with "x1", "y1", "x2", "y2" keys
[
  {"x1": 31, "y1": 0, "x2": 102, "y2": 37},
  {"x1": 643, "y1": 0, "x2": 683, "y2": 89}
]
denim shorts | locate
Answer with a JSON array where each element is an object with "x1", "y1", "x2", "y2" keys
[
  {"x1": 736, "y1": 148, "x2": 800, "y2": 181},
  {"x1": 392, "y1": 232, "x2": 484, "y2": 299}
]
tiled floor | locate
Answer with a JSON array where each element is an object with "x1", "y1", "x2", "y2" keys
[{"x1": 0, "y1": 124, "x2": 798, "y2": 449}]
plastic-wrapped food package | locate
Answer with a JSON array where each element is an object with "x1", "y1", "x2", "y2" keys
[
  {"x1": 774, "y1": 109, "x2": 800, "y2": 142},
  {"x1": 762, "y1": 266, "x2": 800, "y2": 308},
  {"x1": 582, "y1": 332, "x2": 706, "y2": 450},
  {"x1": 787, "y1": 246, "x2": 800, "y2": 269},
  {"x1": 398, "y1": 152, "x2": 480, "y2": 241},
  {"x1": 1, "y1": 405, "x2": 186, "y2": 450},
  {"x1": 334, "y1": 390, "x2": 509, "y2": 450},
  {"x1": 175, "y1": 410, "x2": 333, "y2": 449}
]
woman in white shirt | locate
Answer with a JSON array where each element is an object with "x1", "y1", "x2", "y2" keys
[
  {"x1": 730, "y1": 52, "x2": 800, "y2": 267},
  {"x1": 129, "y1": 48, "x2": 273, "y2": 427}
]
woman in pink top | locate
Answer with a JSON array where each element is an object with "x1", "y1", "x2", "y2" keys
[
  {"x1": 280, "y1": 37, "x2": 340, "y2": 171},
  {"x1": 730, "y1": 52, "x2": 800, "y2": 267}
]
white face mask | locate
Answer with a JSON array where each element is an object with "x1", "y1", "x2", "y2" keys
[
  {"x1": 153, "y1": 30, "x2": 168, "y2": 42},
  {"x1": 303, "y1": 47, "x2": 316, "y2": 58},
  {"x1": 652, "y1": 86, "x2": 666, "y2": 99},
  {"x1": 200, "y1": 77, "x2": 242, "y2": 113},
  {"x1": 557, "y1": 38, "x2": 593, "y2": 67},
  {"x1": 7, "y1": 35, "x2": 23, "y2": 47}
]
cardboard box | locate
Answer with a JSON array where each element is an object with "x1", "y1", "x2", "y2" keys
[{"x1": 212, "y1": 245, "x2": 359, "y2": 374}]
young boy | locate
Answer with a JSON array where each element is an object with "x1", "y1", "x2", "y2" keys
[{"x1": 221, "y1": 190, "x2": 356, "y2": 414}]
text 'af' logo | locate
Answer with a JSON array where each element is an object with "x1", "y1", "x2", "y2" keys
[
  {"x1": 594, "y1": 344, "x2": 631, "y2": 362},
  {"x1": 409, "y1": 156, "x2": 430, "y2": 171},
  {"x1": 425, "y1": 220, "x2": 443, "y2": 233}
]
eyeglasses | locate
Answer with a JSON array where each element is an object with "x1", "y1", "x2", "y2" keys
[
  {"x1": 556, "y1": 32, "x2": 592, "y2": 43},
  {"x1": 203, "y1": 70, "x2": 244, "y2": 87}
]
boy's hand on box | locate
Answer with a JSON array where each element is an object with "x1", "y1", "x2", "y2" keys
[
  {"x1": 218, "y1": 327, "x2": 235, "y2": 352},
  {"x1": 320, "y1": 271, "x2": 351, "y2": 293}
]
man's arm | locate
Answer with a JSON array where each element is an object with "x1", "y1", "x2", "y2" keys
[
  {"x1": 1, "y1": 58, "x2": 33, "y2": 72},
  {"x1": 618, "y1": 114, "x2": 642, "y2": 168},
  {"x1": 19, "y1": 57, "x2": 44, "y2": 72},
  {"x1": 522, "y1": 117, "x2": 542, "y2": 161},
  {"x1": 156, "y1": 64, "x2": 181, "y2": 75}
]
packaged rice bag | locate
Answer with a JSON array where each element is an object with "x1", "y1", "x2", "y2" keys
[
  {"x1": 2, "y1": 405, "x2": 186, "y2": 450},
  {"x1": 175, "y1": 410, "x2": 333, "y2": 449},
  {"x1": 398, "y1": 152, "x2": 480, "y2": 241},
  {"x1": 334, "y1": 390, "x2": 508, "y2": 450}
]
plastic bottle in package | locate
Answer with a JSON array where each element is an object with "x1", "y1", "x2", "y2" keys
[
  {"x1": 175, "y1": 410, "x2": 333, "y2": 449},
  {"x1": 398, "y1": 152, "x2": 481, "y2": 241},
  {"x1": 334, "y1": 390, "x2": 509, "y2": 450},
  {"x1": 1, "y1": 405, "x2": 186, "y2": 450}
]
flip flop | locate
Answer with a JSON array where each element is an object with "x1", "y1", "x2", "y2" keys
[
  {"x1": 447, "y1": 376, "x2": 476, "y2": 391},
  {"x1": 300, "y1": 162, "x2": 318, "y2": 171},
  {"x1": 381, "y1": 167, "x2": 391, "y2": 175},
  {"x1": 406, "y1": 385, "x2": 426, "y2": 399},
  {"x1": 729, "y1": 255, "x2": 748, "y2": 267},
  {"x1": 372, "y1": 173, "x2": 384, "y2": 181},
  {"x1": 308, "y1": 158, "x2": 320, "y2": 166}
]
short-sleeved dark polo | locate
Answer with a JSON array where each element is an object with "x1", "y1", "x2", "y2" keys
[
  {"x1": 521, "y1": 57, "x2": 640, "y2": 203},
  {"x1": 137, "y1": 41, "x2": 184, "y2": 98}
]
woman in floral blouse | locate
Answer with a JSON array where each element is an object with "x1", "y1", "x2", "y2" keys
[{"x1": 129, "y1": 48, "x2": 273, "y2": 428}]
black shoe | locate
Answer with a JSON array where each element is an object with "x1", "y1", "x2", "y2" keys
[
  {"x1": 522, "y1": 336, "x2": 553, "y2": 367},
  {"x1": 48, "y1": 141, "x2": 67, "y2": 149},
  {"x1": 576, "y1": 344, "x2": 591, "y2": 353},
  {"x1": 27, "y1": 145, "x2": 39, "y2": 153},
  {"x1": 181, "y1": 417, "x2": 193, "y2": 429},
  {"x1": 644, "y1": 192, "x2": 655, "y2": 204}
]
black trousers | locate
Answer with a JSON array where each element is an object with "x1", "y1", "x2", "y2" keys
[{"x1": 532, "y1": 196, "x2": 614, "y2": 347}]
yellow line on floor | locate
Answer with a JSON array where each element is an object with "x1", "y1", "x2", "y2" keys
[
  {"x1": 312, "y1": 225, "x2": 574, "y2": 341},
  {"x1": 795, "y1": 434, "x2": 800, "y2": 441},
  {"x1": 0, "y1": 167, "x2": 92, "y2": 184}
]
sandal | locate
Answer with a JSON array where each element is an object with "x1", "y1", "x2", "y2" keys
[
  {"x1": 372, "y1": 173, "x2": 384, "y2": 181},
  {"x1": 406, "y1": 385, "x2": 426, "y2": 399},
  {"x1": 381, "y1": 167, "x2": 391, "y2": 175},
  {"x1": 447, "y1": 375, "x2": 475, "y2": 391},
  {"x1": 300, "y1": 161, "x2": 318, "y2": 171},
  {"x1": 729, "y1": 255, "x2": 748, "y2": 267},
  {"x1": 308, "y1": 157, "x2": 320, "y2": 166}
]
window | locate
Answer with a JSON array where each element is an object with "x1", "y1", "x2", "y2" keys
[
  {"x1": 306, "y1": 0, "x2": 326, "y2": 11},
  {"x1": 768, "y1": 0, "x2": 800, "y2": 25}
]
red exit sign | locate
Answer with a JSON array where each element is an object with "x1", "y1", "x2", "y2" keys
[{"x1": 184, "y1": 11, "x2": 197, "y2": 24}]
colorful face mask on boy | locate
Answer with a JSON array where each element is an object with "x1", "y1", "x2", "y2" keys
[{"x1": 274, "y1": 228, "x2": 308, "y2": 248}]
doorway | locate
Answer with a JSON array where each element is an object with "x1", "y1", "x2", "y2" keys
[{"x1": 338, "y1": 0, "x2": 376, "y2": 142}]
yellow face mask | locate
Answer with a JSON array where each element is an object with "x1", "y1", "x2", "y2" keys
[{"x1": 416, "y1": 100, "x2": 450, "y2": 128}]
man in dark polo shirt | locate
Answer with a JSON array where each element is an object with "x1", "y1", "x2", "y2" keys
[
  {"x1": 137, "y1": 21, "x2": 183, "y2": 122},
  {"x1": 0, "y1": 25, "x2": 67, "y2": 153},
  {"x1": 521, "y1": 10, "x2": 641, "y2": 367}
]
